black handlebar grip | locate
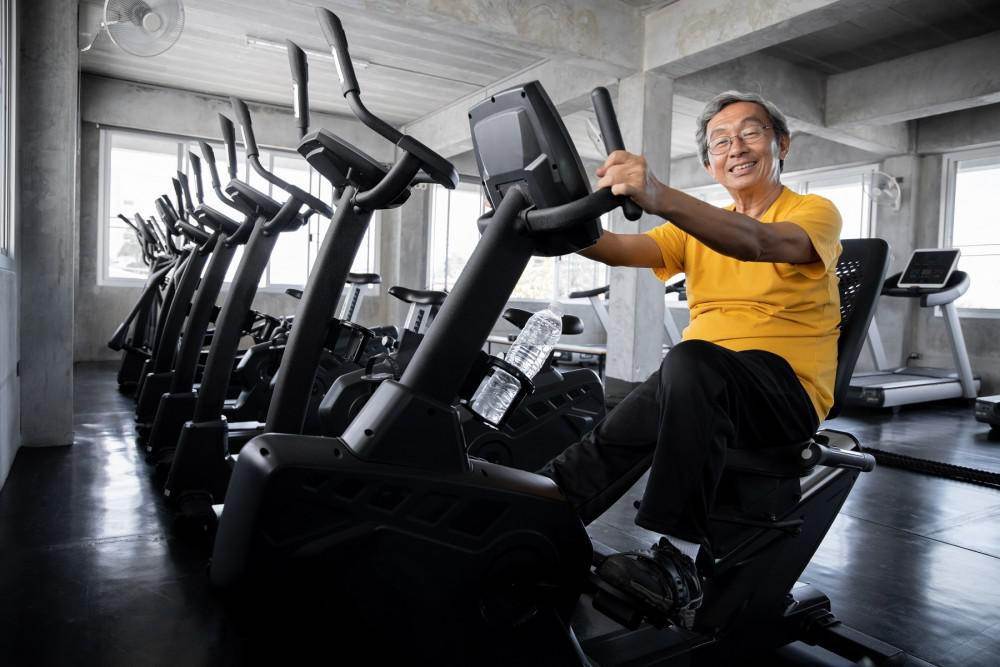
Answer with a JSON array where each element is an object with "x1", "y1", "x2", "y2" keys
[
  {"x1": 219, "y1": 114, "x2": 238, "y2": 180},
  {"x1": 230, "y1": 97, "x2": 259, "y2": 158},
  {"x1": 590, "y1": 87, "x2": 642, "y2": 222},
  {"x1": 177, "y1": 171, "x2": 195, "y2": 214},
  {"x1": 156, "y1": 197, "x2": 174, "y2": 225},
  {"x1": 199, "y1": 141, "x2": 222, "y2": 189},
  {"x1": 188, "y1": 153, "x2": 204, "y2": 204},
  {"x1": 171, "y1": 177, "x2": 186, "y2": 220},
  {"x1": 316, "y1": 8, "x2": 360, "y2": 96},
  {"x1": 286, "y1": 40, "x2": 310, "y2": 137}
]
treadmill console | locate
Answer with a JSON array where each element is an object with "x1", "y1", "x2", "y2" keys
[{"x1": 897, "y1": 248, "x2": 960, "y2": 289}]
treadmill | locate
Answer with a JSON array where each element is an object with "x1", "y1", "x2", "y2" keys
[{"x1": 847, "y1": 247, "x2": 980, "y2": 408}]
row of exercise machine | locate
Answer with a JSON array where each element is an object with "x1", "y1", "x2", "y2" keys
[{"x1": 108, "y1": 8, "x2": 929, "y2": 665}]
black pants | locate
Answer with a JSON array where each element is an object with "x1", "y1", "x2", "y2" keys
[{"x1": 539, "y1": 339, "x2": 820, "y2": 543}]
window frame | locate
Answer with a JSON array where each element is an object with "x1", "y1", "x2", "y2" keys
[
  {"x1": 940, "y1": 144, "x2": 1000, "y2": 318},
  {"x1": 97, "y1": 126, "x2": 379, "y2": 292}
]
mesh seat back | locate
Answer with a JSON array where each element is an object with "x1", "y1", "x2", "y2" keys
[{"x1": 828, "y1": 238, "x2": 890, "y2": 419}]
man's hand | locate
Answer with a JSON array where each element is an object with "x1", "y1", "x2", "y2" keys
[{"x1": 596, "y1": 150, "x2": 666, "y2": 216}]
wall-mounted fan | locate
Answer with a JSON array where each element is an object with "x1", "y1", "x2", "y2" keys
[
  {"x1": 80, "y1": 0, "x2": 185, "y2": 57},
  {"x1": 863, "y1": 170, "x2": 902, "y2": 212}
]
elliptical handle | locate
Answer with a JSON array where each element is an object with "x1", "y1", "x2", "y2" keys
[
  {"x1": 159, "y1": 193, "x2": 180, "y2": 226},
  {"x1": 188, "y1": 153, "x2": 205, "y2": 204},
  {"x1": 231, "y1": 97, "x2": 260, "y2": 159},
  {"x1": 316, "y1": 8, "x2": 359, "y2": 96},
  {"x1": 219, "y1": 114, "x2": 238, "y2": 180},
  {"x1": 177, "y1": 171, "x2": 196, "y2": 215},
  {"x1": 590, "y1": 87, "x2": 642, "y2": 222},
  {"x1": 287, "y1": 40, "x2": 310, "y2": 138},
  {"x1": 199, "y1": 141, "x2": 222, "y2": 190},
  {"x1": 171, "y1": 177, "x2": 186, "y2": 220}
]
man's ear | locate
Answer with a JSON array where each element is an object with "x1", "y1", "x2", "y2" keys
[{"x1": 779, "y1": 133, "x2": 790, "y2": 160}]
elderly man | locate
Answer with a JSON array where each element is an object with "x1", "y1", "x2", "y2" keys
[{"x1": 539, "y1": 91, "x2": 842, "y2": 626}]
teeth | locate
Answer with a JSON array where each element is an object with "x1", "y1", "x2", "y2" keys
[{"x1": 731, "y1": 161, "x2": 756, "y2": 173}]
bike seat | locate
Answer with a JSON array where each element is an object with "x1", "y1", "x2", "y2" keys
[
  {"x1": 503, "y1": 307, "x2": 583, "y2": 335},
  {"x1": 569, "y1": 285, "x2": 609, "y2": 299},
  {"x1": 346, "y1": 273, "x2": 381, "y2": 286},
  {"x1": 388, "y1": 285, "x2": 447, "y2": 306}
]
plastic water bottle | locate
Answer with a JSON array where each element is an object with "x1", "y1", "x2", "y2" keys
[{"x1": 471, "y1": 302, "x2": 564, "y2": 425}]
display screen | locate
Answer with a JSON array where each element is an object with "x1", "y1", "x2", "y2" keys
[{"x1": 899, "y1": 249, "x2": 960, "y2": 287}]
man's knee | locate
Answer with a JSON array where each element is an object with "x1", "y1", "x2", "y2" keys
[{"x1": 659, "y1": 340, "x2": 728, "y2": 389}]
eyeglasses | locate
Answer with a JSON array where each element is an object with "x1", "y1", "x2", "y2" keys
[{"x1": 707, "y1": 125, "x2": 771, "y2": 155}]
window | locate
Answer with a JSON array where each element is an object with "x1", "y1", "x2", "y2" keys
[
  {"x1": 1, "y1": 0, "x2": 13, "y2": 260},
  {"x1": 684, "y1": 164, "x2": 876, "y2": 240},
  {"x1": 100, "y1": 127, "x2": 377, "y2": 287},
  {"x1": 427, "y1": 183, "x2": 610, "y2": 302},
  {"x1": 942, "y1": 146, "x2": 1000, "y2": 313},
  {"x1": 427, "y1": 181, "x2": 487, "y2": 291}
]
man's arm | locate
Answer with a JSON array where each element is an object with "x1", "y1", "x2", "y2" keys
[
  {"x1": 578, "y1": 230, "x2": 665, "y2": 268},
  {"x1": 596, "y1": 151, "x2": 819, "y2": 265},
  {"x1": 661, "y1": 190, "x2": 819, "y2": 264}
]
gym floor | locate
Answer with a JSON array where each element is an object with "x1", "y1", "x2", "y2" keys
[{"x1": 1, "y1": 363, "x2": 998, "y2": 666}]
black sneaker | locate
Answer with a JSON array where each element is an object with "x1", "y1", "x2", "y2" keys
[{"x1": 596, "y1": 537, "x2": 703, "y2": 629}]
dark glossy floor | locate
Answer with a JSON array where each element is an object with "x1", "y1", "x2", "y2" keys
[{"x1": 2, "y1": 363, "x2": 999, "y2": 666}]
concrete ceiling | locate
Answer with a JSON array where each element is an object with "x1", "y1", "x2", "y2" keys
[
  {"x1": 763, "y1": 0, "x2": 1000, "y2": 74},
  {"x1": 78, "y1": 0, "x2": 1000, "y2": 164},
  {"x1": 79, "y1": 0, "x2": 544, "y2": 126}
]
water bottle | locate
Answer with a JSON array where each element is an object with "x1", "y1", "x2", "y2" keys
[{"x1": 471, "y1": 302, "x2": 564, "y2": 425}]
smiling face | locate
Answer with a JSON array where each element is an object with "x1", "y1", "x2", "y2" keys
[{"x1": 704, "y1": 101, "x2": 789, "y2": 197}]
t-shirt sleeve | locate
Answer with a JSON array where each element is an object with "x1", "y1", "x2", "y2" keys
[
  {"x1": 644, "y1": 222, "x2": 686, "y2": 282},
  {"x1": 785, "y1": 195, "x2": 842, "y2": 279}
]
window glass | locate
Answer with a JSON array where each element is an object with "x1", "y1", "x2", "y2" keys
[
  {"x1": 949, "y1": 156, "x2": 1000, "y2": 310},
  {"x1": 103, "y1": 129, "x2": 377, "y2": 287},
  {"x1": 800, "y1": 174, "x2": 869, "y2": 240},
  {"x1": 427, "y1": 183, "x2": 485, "y2": 291},
  {"x1": 268, "y1": 153, "x2": 312, "y2": 285},
  {"x1": 106, "y1": 133, "x2": 180, "y2": 279}
]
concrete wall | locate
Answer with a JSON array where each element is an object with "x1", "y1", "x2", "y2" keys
[
  {"x1": 76, "y1": 75, "x2": 395, "y2": 362},
  {"x1": 18, "y1": 0, "x2": 77, "y2": 447},
  {"x1": 0, "y1": 266, "x2": 17, "y2": 488},
  {"x1": 0, "y1": 1, "x2": 18, "y2": 490}
]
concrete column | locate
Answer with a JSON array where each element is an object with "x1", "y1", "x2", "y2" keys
[
  {"x1": 858, "y1": 154, "x2": 921, "y2": 371},
  {"x1": 605, "y1": 72, "x2": 673, "y2": 400},
  {"x1": 378, "y1": 184, "x2": 431, "y2": 329},
  {"x1": 17, "y1": 0, "x2": 78, "y2": 446}
]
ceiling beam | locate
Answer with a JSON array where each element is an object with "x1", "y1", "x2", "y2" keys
[
  {"x1": 644, "y1": 0, "x2": 891, "y2": 77},
  {"x1": 674, "y1": 52, "x2": 909, "y2": 155},
  {"x1": 827, "y1": 30, "x2": 1000, "y2": 126}
]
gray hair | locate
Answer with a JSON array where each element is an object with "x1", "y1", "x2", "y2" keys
[{"x1": 696, "y1": 91, "x2": 791, "y2": 170}]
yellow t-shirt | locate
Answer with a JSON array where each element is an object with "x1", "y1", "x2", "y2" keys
[{"x1": 645, "y1": 186, "x2": 842, "y2": 421}]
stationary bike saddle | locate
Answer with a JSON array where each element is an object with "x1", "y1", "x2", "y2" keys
[
  {"x1": 346, "y1": 273, "x2": 381, "y2": 286},
  {"x1": 569, "y1": 285, "x2": 609, "y2": 299},
  {"x1": 503, "y1": 307, "x2": 583, "y2": 336},
  {"x1": 389, "y1": 285, "x2": 447, "y2": 306}
]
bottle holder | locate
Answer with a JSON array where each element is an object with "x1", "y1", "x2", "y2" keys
[{"x1": 464, "y1": 355, "x2": 535, "y2": 430}]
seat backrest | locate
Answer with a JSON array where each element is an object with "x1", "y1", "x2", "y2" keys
[{"x1": 828, "y1": 238, "x2": 890, "y2": 419}]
